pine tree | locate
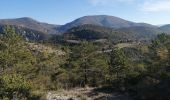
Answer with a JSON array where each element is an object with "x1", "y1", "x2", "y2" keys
[{"x1": 109, "y1": 47, "x2": 130, "y2": 88}]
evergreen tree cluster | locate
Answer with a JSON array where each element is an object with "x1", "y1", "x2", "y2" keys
[{"x1": 0, "y1": 26, "x2": 170, "y2": 100}]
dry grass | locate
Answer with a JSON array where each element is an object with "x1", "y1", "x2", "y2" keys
[
  {"x1": 46, "y1": 87, "x2": 132, "y2": 100},
  {"x1": 115, "y1": 43, "x2": 137, "y2": 49},
  {"x1": 28, "y1": 43, "x2": 65, "y2": 56}
]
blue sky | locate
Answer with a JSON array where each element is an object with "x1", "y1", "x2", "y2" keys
[{"x1": 0, "y1": 0, "x2": 170, "y2": 25}]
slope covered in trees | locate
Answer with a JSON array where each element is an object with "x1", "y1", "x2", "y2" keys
[
  {"x1": 1, "y1": 26, "x2": 170, "y2": 100},
  {"x1": 0, "y1": 17, "x2": 60, "y2": 34},
  {"x1": 58, "y1": 15, "x2": 155, "y2": 32},
  {"x1": 62, "y1": 24, "x2": 157, "y2": 44},
  {"x1": 0, "y1": 27, "x2": 65, "y2": 99},
  {"x1": 0, "y1": 25, "x2": 49, "y2": 41}
]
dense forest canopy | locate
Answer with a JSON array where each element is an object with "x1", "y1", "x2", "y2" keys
[{"x1": 0, "y1": 26, "x2": 170, "y2": 100}]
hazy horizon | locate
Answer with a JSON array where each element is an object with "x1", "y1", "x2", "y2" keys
[
  {"x1": 0, "y1": 15, "x2": 168, "y2": 26},
  {"x1": 1, "y1": 0, "x2": 170, "y2": 25}
]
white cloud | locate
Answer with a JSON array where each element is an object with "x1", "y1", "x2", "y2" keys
[
  {"x1": 88, "y1": 0, "x2": 136, "y2": 6},
  {"x1": 142, "y1": 0, "x2": 170, "y2": 12},
  {"x1": 88, "y1": 0, "x2": 170, "y2": 12}
]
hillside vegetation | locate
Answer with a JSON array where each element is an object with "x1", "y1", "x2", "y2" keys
[
  {"x1": 1, "y1": 25, "x2": 170, "y2": 100},
  {"x1": 0, "y1": 15, "x2": 170, "y2": 42},
  {"x1": 0, "y1": 27, "x2": 66, "y2": 99},
  {"x1": 59, "y1": 24, "x2": 157, "y2": 44}
]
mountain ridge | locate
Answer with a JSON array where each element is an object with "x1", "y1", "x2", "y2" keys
[
  {"x1": 58, "y1": 15, "x2": 156, "y2": 32},
  {"x1": 0, "y1": 15, "x2": 169, "y2": 41},
  {"x1": 0, "y1": 15, "x2": 157, "y2": 34},
  {"x1": 159, "y1": 24, "x2": 170, "y2": 33},
  {"x1": 0, "y1": 17, "x2": 60, "y2": 34}
]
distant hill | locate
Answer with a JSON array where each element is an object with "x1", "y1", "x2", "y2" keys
[
  {"x1": 0, "y1": 17, "x2": 60, "y2": 34},
  {"x1": 63, "y1": 24, "x2": 158, "y2": 43},
  {"x1": 0, "y1": 16, "x2": 159, "y2": 35},
  {"x1": 159, "y1": 24, "x2": 170, "y2": 33},
  {"x1": 58, "y1": 15, "x2": 155, "y2": 32},
  {"x1": 117, "y1": 26, "x2": 164, "y2": 41},
  {"x1": 0, "y1": 15, "x2": 169, "y2": 42},
  {"x1": 0, "y1": 25, "x2": 49, "y2": 41}
]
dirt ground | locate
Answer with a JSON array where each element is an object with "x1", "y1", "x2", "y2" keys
[{"x1": 46, "y1": 87, "x2": 132, "y2": 100}]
